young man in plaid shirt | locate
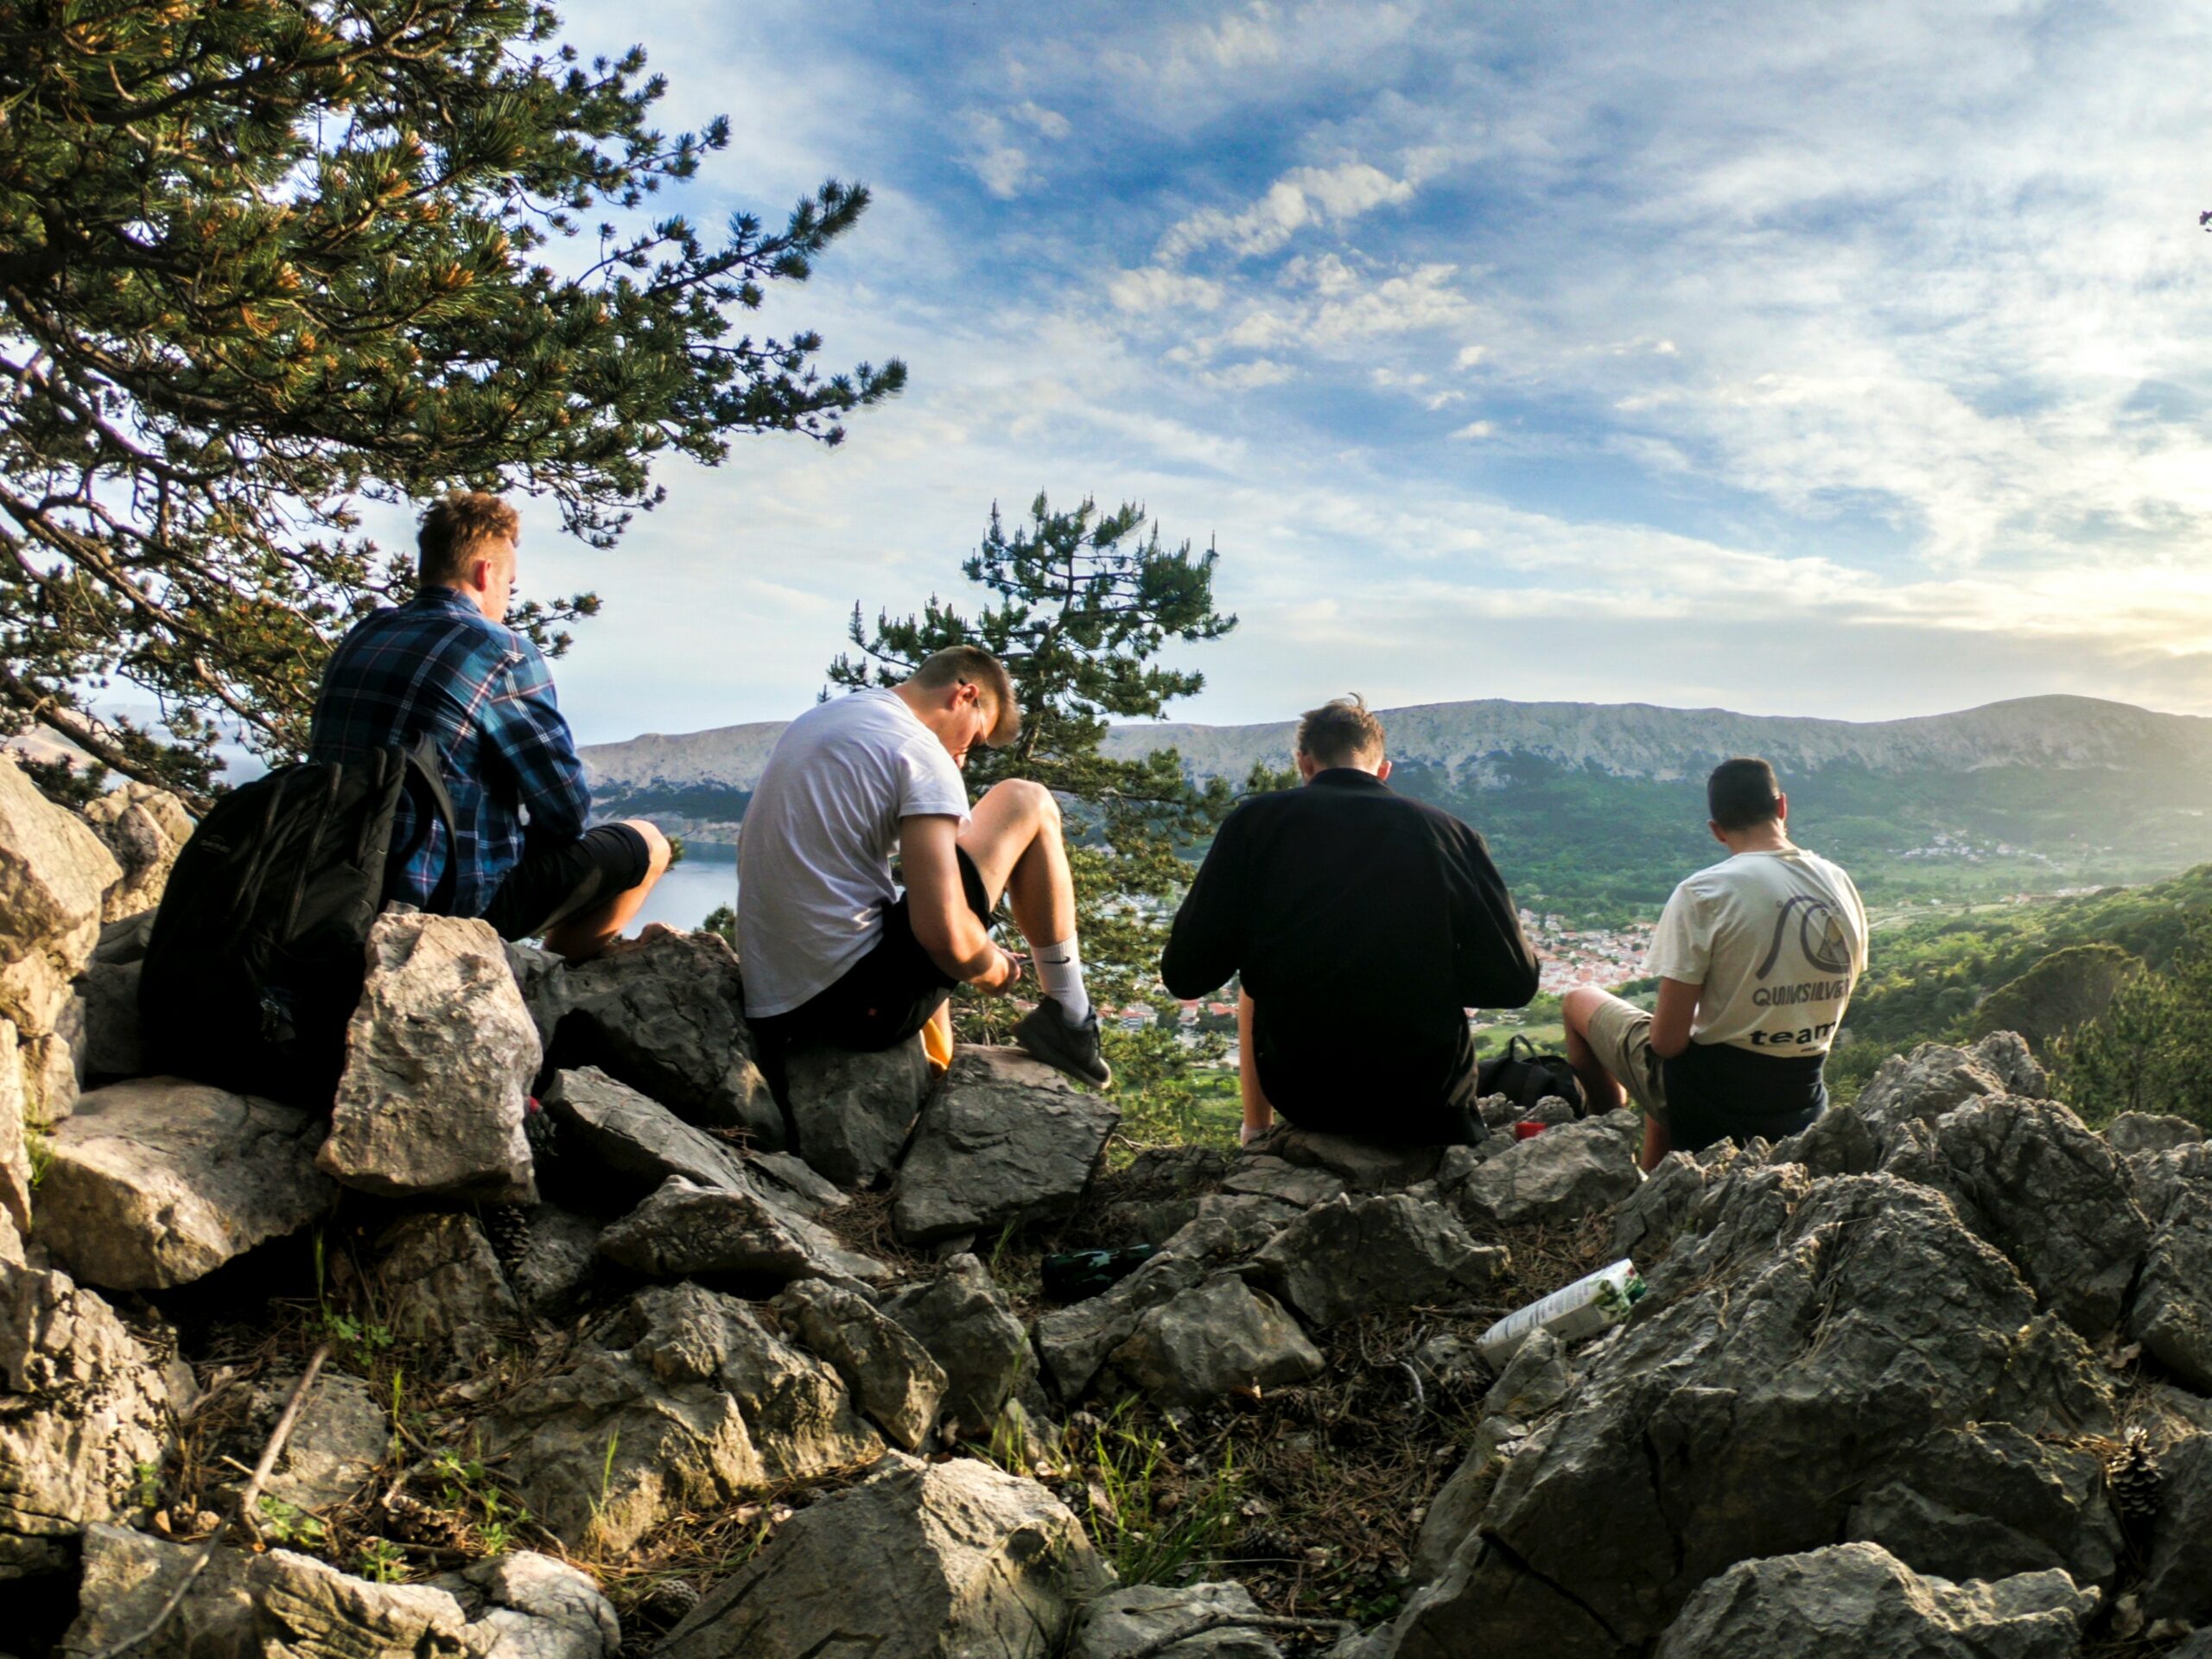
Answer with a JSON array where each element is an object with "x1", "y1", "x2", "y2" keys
[{"x1": 309, "y1": 493, "x2": 670, "y2": 961}]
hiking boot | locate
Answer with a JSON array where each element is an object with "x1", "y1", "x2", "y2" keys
[{"x1": 1014, "y1": 997, "x2": 1113, "y2": 1089}]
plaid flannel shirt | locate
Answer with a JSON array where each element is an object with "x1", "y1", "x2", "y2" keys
[{"x1": 309, "y1": 588, "x2": 591, "y2": 917}]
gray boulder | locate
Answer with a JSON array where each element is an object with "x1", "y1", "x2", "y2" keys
[
  {"x1": 2145, "y1": 1432, "x2": 2212, "y2": 1628},
  {"x1": 1251, "y1": 1192, "x2": 1510, "y2": 1329},
  {"x1": 1767, "y1": 1103, "x2": 1885, "y2": 1178},
  {"x1": 773, "y1": 1278, "x2": 948, "y2": 1451},
  {"x1": 1414, "y1": 1433, "x2": 1509, "y2": 1586},
  {"x1": 1222, "y1": 1155, "x2": 1349, "y2": 1209},
  {"x1": 484, "y1": 1281, "x2": 879, "y2": 1554},
  {"x1": 506, "y1": 1203, "x2": 606, "y2": 1319},
  {"x1": 1484, "y1": 1327, "x2": 1573, "y2": 1422},
  {"x1": 658, "y1": 1452, "x2": 1109, "y2": 1659},
  {"x1": 248, "y1": 1370, "x2": 391, "y2": 1515},
  {"x1": 2127, "y1": 1141, "x2": 2212, "y2": 1392},
  {"x1": 2107, "y1": 1111, "x2": 2202, "y2": 1156},
  {"x1": 1389, "y1": 1169, "x2": 2116, "y2": 1655},
  {"x1": 1090, "y1": 1144, "x2": 1235, "y2": 1246},
  {"x1": 785, "y1": 1035, "x2": 932, "y2": 1186},
  {"x1": 1447, "y1": 1116, "x2": 1642, "y2": 1229},
  {"x1": 78, "y1": 954, "x2": 142, "y2": 1080},
  {"x1": 79, "y1": 780, "x2": 194, "y2": 923},
  {"x1": 378, "y1": 1211, "x2": 523, "y2": 1371},
  {"x1": 1650, "y1": 1542, "x2": 2094, "y2": 1659},
  {"x1": 1844, "y1": 1421, "x2": 2120, "y2": 1588},
  {"x1": 892, "y1": 1046, "x2": 1119, "y2": 1243},
  {"x1": 1105, "y1": 1273, "x2": 1324, "y2": 1407},
  {"x1": 1609, "y1": 1144, "x2": 1754, "y2": 1268},
  {"x1": 882, "y1": 1254, "x2": 1035, "y2": 1440},
  {"x1": 1246, "y1": 1126, "x2": 1446, "y2": 1189},
  {"x1": 251, "y1": 1545, "x2": 620, "y2": 1659},
  {"x1": 1880, "y1": 1096, "x2": 2148, "y2": 1340},
  {"x1": 1072, "y1": 1580, "x2": 1284, "y2": 1658},
  {"x1": 539, "y1": 1065, "x2": 750, "y2": 1198},
  {"x1": 0, "y1": 753, "x2": 119, "y2": 1039},
  {"x1": 0, "y1": 1262, "x2": 172, "y2": 1575},
  {"x1": 598, "y1": 1174, "x2": 890, "y2": 1287},
  {"x1": 0, "y1": 1019, "x2": 31, "y2": 1242},
  {"x1": 36, "y1": 1077, "x2": 333, "y2": 1290},
  {"x1": 320, "y1": 912, "x2": 538, "y2": 1202},
  {"x1": 1855, "y1": 1032, "x2": 2047, "y2": 1130},
  {"x1": 737, "y1": 1147, "x2": 849, "y2": 1217},
  {"x1": 1035, "y1": 1206, "x2": 1293, "y2": 1402},
  {"x1": 60, "y1": 1524, "x2": 256, "y2": 1659},
  {"x1": 543, "y1": 925, "x2": 778, "y2": 1143}
]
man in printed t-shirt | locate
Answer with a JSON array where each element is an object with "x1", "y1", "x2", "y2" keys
[{"x1": 1561, "y1": 757, "x2": 1868, "y2": 1169}]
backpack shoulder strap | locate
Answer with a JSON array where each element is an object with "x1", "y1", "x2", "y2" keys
[{"x1": 388, "y1": 735, "x2": 461, "y2": 912}]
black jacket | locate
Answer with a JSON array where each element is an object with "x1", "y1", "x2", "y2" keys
[{"x1": 1160, "y1": 769, "x2": 1539, "y2": 1128}]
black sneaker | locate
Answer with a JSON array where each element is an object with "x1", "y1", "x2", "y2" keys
[{"x1": 1014, "y1": 997, "x2": 1113, "y2": 1089}]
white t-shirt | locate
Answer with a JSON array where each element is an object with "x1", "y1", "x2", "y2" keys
[
  {"x1": 1644, "y1": 847, "x2": 1869, "y2": 1057},
  {"x1": 737, "y1": 689, "x2": 971, "y2": 1016}
]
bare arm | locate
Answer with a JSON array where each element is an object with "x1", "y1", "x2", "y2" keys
[
  {"x1": 1650, "y1": 977, "x2": 1701, "y2": 1058},
  {"x1": 901, "y1": 815, "x2": 1016, "y2": 989}
]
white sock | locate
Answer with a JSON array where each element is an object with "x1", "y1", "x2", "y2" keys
[{"x1": 1033, "y1": 937, "x2": 1090, "y2": 1026}]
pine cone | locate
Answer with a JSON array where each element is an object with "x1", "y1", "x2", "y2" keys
[
  {"x1": 2108, "y1": 1427, "x2": 2164, "y2": 1528},
  {"x1": 482, "y1": 1204, "x2": 531, "y2": 1280},
  {"x1": 524, "y1": 1105, "x2": 562, "y2": 1177},
  {"x1": 637, "y1": 1580, "x2": 701, "y2": 1627},
  {"x1": 380, "y1": 1491, "x2": 464, "y2": 1547}
]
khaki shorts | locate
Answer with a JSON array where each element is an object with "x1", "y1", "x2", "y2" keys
[{"x1": 1582, "y1": 995, "x2": 1669, "y2": 1122}]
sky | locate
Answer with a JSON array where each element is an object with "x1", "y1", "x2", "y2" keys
[{"x1": 441, "y1": 0, "x2": 2212, "y2": 747}]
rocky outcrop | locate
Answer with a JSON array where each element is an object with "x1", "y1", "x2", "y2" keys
[
  {"x1": 538, "y1": 1065, "x2": 751, "y2": 1198},
  {"x1": 377, "y1": 1211, "x2": 522, "y2": 1372},
  {"x1": 1446, "y1": 1116, "x2": 1642, "y2": 1227},
  {"x1": 892, "y1": 1046, "x2": 1119, "y2": 1243},
  {"x1": 0, "y1": 753, "x2": 119, "y2": 1042},
  {"x1": 1249, "y1": 1193, "x2": 1510, "y2": 1328},
  {"x1": 1650, "y1": 1542, "x2": 2094, "y2": 1658},
  {"x1": 543, "y1": 925, "x2": 778, "y2": 1144},
  {"x1": 773, "y1": 1279, "x2": 948, "y2": 1451},
  {"x1": 1853, "y1": 1032, "x2": 2047, "y2": 1130},
  {"x1": 320, "y1": 912, "x2": 539, "y2": 1202},
  {"x1": 79, "y1": 781, "x2": 195, "y2": 923},
  {"x1": 1105, "y1": 1273, "x2": 1324, "y2": 1407},
  {"x1": 245, "y1": 1545, "x2": 620, "y2": 1659},
  {"x1": 2126, "y1": 1141, "x2": 2212, "y2": 1392},
  {"x1": 658, "y1": 1452, "x2": 1110, "y2": 1659},
  {"x1": 1072, "y1": 1581, "x2": 1286, "y2": 1658},
  {"x1": 882, "y1": 1254, "x2": 1035, "y2": 1440},
  {"x1": 36, "y1": 1077, "x2": 333, "y2": 1290},
  {"x1": 0, "y1": 1262, "x2": 172, "y2": 1576},
  {"x1": 597, "y1": 1174, "x2": 890, "y2": 1287},
  {"x1": 785, "y1": 1035, "x2": 932, "y2": 1186},
  {"x1": 2145, "y1": 1430, "x2": 2212, "y2": 1628}
]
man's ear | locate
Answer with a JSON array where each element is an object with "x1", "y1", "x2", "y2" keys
[
  {"x1": 1376, "y1": 758, "x2": 1393, "y2": 782},
  {"x1": 1774, "y1": 792, "x2": 1789, "y2": 824},
  {"x1": 1708, "y1": 818, "x2": 1729, "y2": 845},
  {"x1": 1295, "y1": 752, "x2": 1320, "y2": 782}
]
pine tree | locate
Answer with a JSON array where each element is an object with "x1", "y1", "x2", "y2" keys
[
  {"x1": 0, "y1": 0, "x2": 904, "y2": 802},
  {"x1": 830, "y1": 493, "x2": 1291, "y2": 1112}
]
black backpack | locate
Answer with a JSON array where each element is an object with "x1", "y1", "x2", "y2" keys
[
  {"x1": 1476, "y1": 1033, "x2": 1587, "y2": 1116},
  {"x1": 138, "y1": 741, "x2": 455, "y2": 1109}
]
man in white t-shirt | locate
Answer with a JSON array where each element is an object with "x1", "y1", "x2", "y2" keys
[
  {"x1": 738, "y1": 645, "x2": 1109, "y2": 1102},
  {"x1": 1561, "y1": 757, "x2": 1868, "y2": 1169}
]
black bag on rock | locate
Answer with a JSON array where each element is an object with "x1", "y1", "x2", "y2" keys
[
  {"x1": 138, "y1": 740, "x2": 454, "y2": 1109},
  {"x1": 1476, "y1": 1033, "x2": 1587, "y2": 1116}
]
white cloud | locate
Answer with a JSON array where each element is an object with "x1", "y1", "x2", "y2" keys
[
  {"x1": 1454, "y1": 345, "x2": 1488, "y2": 370},
  {"x1": 1011, "y1": 99, "x2": 1071, "y2": 138},
  {"x1": 1109, "y1": 266, "x2": 1226, "y2": 312},
  {"x1": 1452, "y1": 420, "x2": 1496, "y2": 439},
  {"x1": 1157, "y1": 162, "x2": 1417, "y2": 262}
]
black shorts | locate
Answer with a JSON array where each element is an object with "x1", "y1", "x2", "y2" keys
[
  {"x1": 480, "y1": 823, "x2": 654, "y2": 942},
  {"x1": 756, "y1": 847, "x2": 995, "y2": 1055}
]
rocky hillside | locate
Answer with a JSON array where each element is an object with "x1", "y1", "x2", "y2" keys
[{"x1": 4, "y1": 752, "x2": 2212, "y2": 1657}]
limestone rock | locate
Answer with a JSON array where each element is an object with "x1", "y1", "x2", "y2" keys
[
  {"x1": 1855, "y1": 1032, "x2": 2047, "y2": 1130},
  {"x1": 1484, "y1": 1327, "x2": 1573, "y2": 1422},
  {"x1": 506, "y1": 1203, "x2": 605, "y2": 1319},
  {"x1": 774, "y1": 1278, "x2": 948, "y2": 1451},
  {"x1": 1389, "y1": 1170, "x2": 2116, "y2": 1654},
  {"x1": 1650, "y1": 1542, "x2": 2094, "y2": 1659},
  {"x1": 78, "y1": 955, "x2": 143, "y2": 1079},
  {"x1": 38, "y1": 1077, "x2": 332, "y2": 1291},
  {"x1": 0, "y1": 753, "x2": 120, "y2": 1036},
  {"x1": 538, "y1": 1065, "x2": 749, "y2": 1200},
  {"x1": 251, "y1": 1545, "x2": 620, "y2": 1659},
  {"x1": 1072, "y1": 1580, "x2": 1284, "y2": 1658},
  {"x1": 457, "y1": 1551, "x2": 623, "y2": 1659},
  {"x1": 1414, "y1": 1433, "x2": 1508, "y2": 1586},
  {"x1": 1881, "y1": 1096, "x2": 2148, "y2": 1340},
  {"x1": 249, "y1": 1370, "x2": 390, "y2": 1516},
  {"x1": 1221, "y1": 1155, "x2": 1348, "y2": 1209},
  {"x1": 378, "y1": 1212, "x2": 522, "y2": 1371},
  {"x1": 1246, "y1": 1126, "x2": 1446, "y2": 1189},
  {"x1": 1766, "y1": 1104, "x2": 1884, "y2": 1179},
  {"x1": 740, "y1": 1147, "x2": 849, "y2": 1217},
  {"x1": 321, "y1": 912, "x2": 538, "y2": 1202},
  {"x1": 0, "y1": 1020, "x2": 29, "y2": 1239},
  {"x1": 1035, "y1": 1206, "x2": 1293, "y2": 1403},
  {"x1": 1105, "y1": 1273, "x2": 1323, "y2": 1407},
  {"x1": 484, "y1": 1281, "x2": 878, "y2": 1554},
  {"x1": 892, "y1": 1046, "x2": 1119, "y2": 1244},
  {"x1": 659, "y1": 1452, "x2": 1109, "y2": 1659},
  {"x1": 0, "y1": 1262, "x2": 172, "y2": 1575},
  {"x1": 2128, "y1": 1142, "x2": 2212, "y2": 1392},
  {"x1": 785, "y1": 1034, "x2": 931, "y2": 1185},
  {"x1": 2107, "y1": 1111, "x2": 2203, "y2": 1157},
  {"x1": 60, "y1": 1524, "x2": 256, "y2": 1659},
  {"x1": 1251, "y1": 1192, "x2": 1510, "y2": 1329},
  {"x1": 1447, "y1": 1115, "x2": 1642, "y2": 1229},
  {"x1": 2145, "y1": 1432, "x2": 2212, "y2": 1628},
  {"x1": 80, "y1": 781, "x2": 194, "y2": 923},
  {"x1": 597, "y1": 1174, "x2": 890, "y2": 1287},
  {"x1": 882, "y1": 1254, "x2": 1034, "y2": 1438},
  {"x1": 543, "y1": 925, "x2": 777, "y2": 1143}
]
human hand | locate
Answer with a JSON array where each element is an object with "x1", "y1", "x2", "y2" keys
[{"x1": 976, "y1": 950, "x2": 1027, "y2": 995}]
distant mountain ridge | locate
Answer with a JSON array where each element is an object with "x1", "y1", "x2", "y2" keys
[{"x1": 582, "y1": 694, "x2": 2212, "y2": 794}]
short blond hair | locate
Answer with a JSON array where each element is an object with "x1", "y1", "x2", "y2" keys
[
  {"x1": 907, "y1": 645, "x2": 1020, "y2": 747},
  {"x1": 418, "y1": 493, "x2": 519, "y2": 588},
  {"x1": 1296, "y1": 695, "x2": 1385, "y2": 769}
]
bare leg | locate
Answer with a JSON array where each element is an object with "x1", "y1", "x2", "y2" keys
[
  {"x1": 1237, "y1": 988, "x2": 1274, "y2": 1144},
  {"x1": 543, "y1": 819, "x2": 673, "y2": 963},
  {"x1": 1560, "y1": 988, "x2": 1628, "y2": 1114},
  {"x1": 1642, "y1": 1111, "x2": 1673, "y2": 1172},
  {"x1": 957, "y1": 779, "x2": 1075, "y2": 948}
]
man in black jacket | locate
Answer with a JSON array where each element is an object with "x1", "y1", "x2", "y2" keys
[{"x1": 1160, "y1": 696, "x2": 1540, "y2": 1146}]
